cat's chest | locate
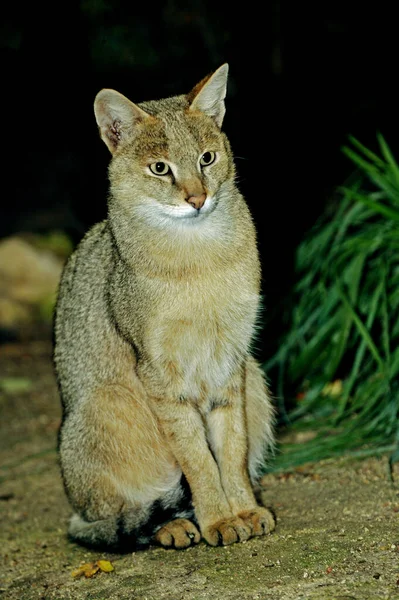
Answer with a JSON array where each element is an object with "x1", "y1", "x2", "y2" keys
[{"x1": 144, "y1": 276, "x2": 259, "y2": 397}]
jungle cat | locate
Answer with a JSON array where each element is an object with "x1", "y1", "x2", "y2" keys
[{"x1": 54, "y1": 64, "x2": 276, "y2": 551}]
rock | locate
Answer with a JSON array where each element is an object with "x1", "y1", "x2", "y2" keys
[{"x1": 0, "y1": 235, "x2": 66, "y2": 331}]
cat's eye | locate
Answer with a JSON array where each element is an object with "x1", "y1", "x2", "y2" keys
[
  {"x1": 149, "y1": 162, "x2": 171, "y2": 176},
  {"x1": 200, "y1": 152, "x2": 216, "y2": 167}
]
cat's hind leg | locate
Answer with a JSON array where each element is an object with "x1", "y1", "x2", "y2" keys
[{"x1": 60, "y1": 382, "x2": 199, "y2": 551}]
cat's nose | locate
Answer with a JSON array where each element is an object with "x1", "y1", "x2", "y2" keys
[{"x1": 186, "y1": 193, "x2": 206, "y2": 210}]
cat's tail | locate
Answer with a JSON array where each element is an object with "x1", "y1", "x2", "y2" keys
[
  {"x1": 68, "y1": 513, "x2": 153, "y2": 552},
  {"x1": 68, "y1": 481, "x2": 195, "y2": 552}
]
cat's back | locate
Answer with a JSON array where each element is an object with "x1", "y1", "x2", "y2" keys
[
  {"x1": 56, "y1": 220, "x2": 112, "y2": 317},
  {"x1": 54, "y1": 220, "x2": 133, "y2": 409}
]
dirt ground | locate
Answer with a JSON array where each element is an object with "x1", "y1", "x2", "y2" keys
[{"x1": 1, "y1": 340, "x2": 398, "y2": 600}]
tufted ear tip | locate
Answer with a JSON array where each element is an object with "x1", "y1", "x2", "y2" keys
[
  {"x1": 188, "y1": 64, "x2": 230, "y2": 128},
  {"x1": 217, "y1": 63, "x2": 229, "y2": 77}
]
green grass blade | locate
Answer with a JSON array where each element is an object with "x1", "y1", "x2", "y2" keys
[
  {"x1": 336, "y1": 283, "x2": 385, "y2": 371},
  {"x1": 380, "y1": 263, "x2": 391, "y2": 367},
  {"x1": 335, "y1": 276, "x2": 384, "y2": 420},
  {"x1": 346, "y1": 136, "x2": 386, "y2": 167},
  {"x1": 342, "y1": 147, "x2": 381, "y2": 174},
  {"x1": 377, "y1": 133, "x2": 399, "y2": 189},
  {"x1": 340, "y1": 188, "x2": 399, "y2": 223}
]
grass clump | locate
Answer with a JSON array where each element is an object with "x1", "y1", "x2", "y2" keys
[{"x1": 266, "y1": 135, "x2": 399, "y2": 471}]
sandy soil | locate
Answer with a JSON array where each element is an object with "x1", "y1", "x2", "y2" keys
[{"x1": 1, "y1": 340, "x2": 398, "y2": 600}]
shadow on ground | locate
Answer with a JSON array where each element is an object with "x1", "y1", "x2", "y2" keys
[{"x1": 1, "y1": 340, "x2": 398, "y2": 600}]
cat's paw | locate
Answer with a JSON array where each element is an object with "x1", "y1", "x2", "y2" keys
[
  {"x1": 154, "y1": 518, "x2": 201, "y2": 549},
  {"x1": 237, "y1": 507, "x2": 276, "y2": 536},
  {"x1": 202, "y1": 516, "x2": 251, "y2": 546}
]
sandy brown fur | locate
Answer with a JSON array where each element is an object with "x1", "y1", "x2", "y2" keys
[{"x1": 54, "y1": 64, "x2": 275, "y2": 550}]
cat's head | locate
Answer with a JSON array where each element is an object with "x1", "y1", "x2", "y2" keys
[{"x1": 94, "y1": 65, "x2": 235, "y2": 226}]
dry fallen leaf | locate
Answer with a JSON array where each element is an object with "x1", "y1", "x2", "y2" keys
[
  {"x1": 71, "y1": 560, "x2": 114, "y2": 578},
  {"x1": 97, "y1": 560, "x2": 114, "y2": 573},
  {"x1": 84, "y1": 564, "x2": 100, "y2": 578},
  {"x1": 71, "y1": 563, "x2": 96, "y2": 578}
]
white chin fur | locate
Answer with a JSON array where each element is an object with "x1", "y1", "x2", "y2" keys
[{"x1": 142, "y1": 196, "x2": 214, "y2": 220}]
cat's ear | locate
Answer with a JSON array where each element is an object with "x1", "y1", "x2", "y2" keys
[
  {"x1": 188, "y1": 63, "x2": 229, "y2": 128},
  {"x1": 94, "y1": 89, "x2": 151, "y2": 154}
]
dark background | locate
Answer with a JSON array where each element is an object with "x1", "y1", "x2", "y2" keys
[{"x1": 2, "y1": 0, "x2": 398, "y2": 358}]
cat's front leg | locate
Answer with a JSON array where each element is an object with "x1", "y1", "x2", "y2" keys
[
  {"x1": 149, "y1": 396, "x2": 252, "y2": 546},
  {"x1": 206, "y1": 371, "x2": 275, "y2": 538}
]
